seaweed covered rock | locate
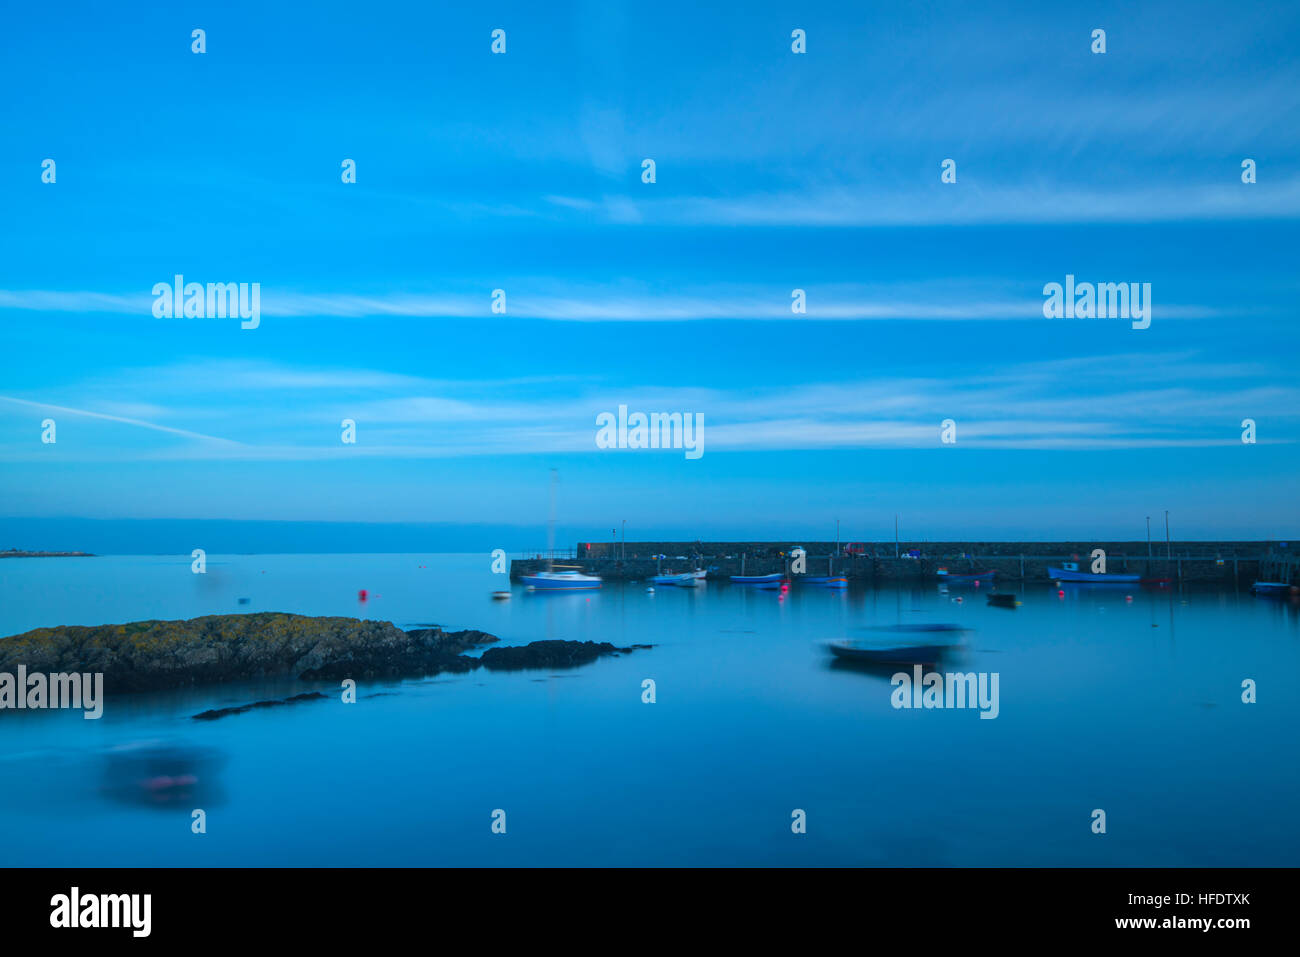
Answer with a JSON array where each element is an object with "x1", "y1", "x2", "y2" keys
[
  {"x1": 0, "y1": 614, "x2": 500, "y2": 692},
  {"x1": 479, "y1": 640, "x2": 646, "y2": 670}
]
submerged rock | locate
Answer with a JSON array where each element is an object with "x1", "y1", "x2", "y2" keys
[
  {"x1": 192, "y1": 691, "x2": 328, "y2": 721},
  {"x1": 480, "y1": 640, "x2": 651, "y2": 671}
]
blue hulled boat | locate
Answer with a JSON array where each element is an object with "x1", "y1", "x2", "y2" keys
[
  {"x1": 1048, "y1": 565, "x2": 1140, "y2": 583},
  {"x1": 1251, "y1": 581, "x2": 1294, "y2": 597},
  {"x1": 937, "y1": 569, "x2": 995, "y2": 583}
]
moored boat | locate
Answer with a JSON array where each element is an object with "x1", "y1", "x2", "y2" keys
[
  {"x1": 862, "y1": 623, "x2": 968, "y2": 633},
  {"x1": 1251, "y1": 581, "x2": 1295, "y2": 596},
  {"x1": 651, "y1": 572, "x2": 697, "y2": 586},
  {"x1": 1048, "y1": 565, "x2": 1140, "y2": 583},
  {"x1": 730, "y1": 573, "x2": 785, "y2": 584},
  {"x1": 801, "y1": 576, "x2": 848, "y2": 587},
  {"x1": 937, "y1": 569, "x2": 995, "y2": 583},
  {"x1": 826, "y1": 640, "x2": 957, "y2": 666},
  {"x1": 521, "y1": 571, "x2": 603, "y2": 591}
]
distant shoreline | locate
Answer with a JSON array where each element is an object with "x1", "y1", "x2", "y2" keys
[{"x1": 0, "y1": 549, "x2": 94, "y2": 558}]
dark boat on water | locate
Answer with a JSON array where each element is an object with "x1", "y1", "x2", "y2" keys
[
  {"x1": 861, "y1": 623, "x2": 967, "y2": 634},
  {"x1": 987, "y1": 593, "x2": 1019, "y2": 608},
  {"x1": 828, "y1": 623, "x2": 967, "y2": 666},
  {"x1": 1251, "y1": 581, "x2": 1296, "y2": 597}
]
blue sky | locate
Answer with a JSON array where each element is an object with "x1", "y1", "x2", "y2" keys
[{"x1": 1, "y1": 0, "x2": 1297, "y2": 548}]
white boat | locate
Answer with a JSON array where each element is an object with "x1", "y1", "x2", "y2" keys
[
  {"x1": 521, "y1": 470, "x2": 602, "y2": 591},
  {"x1": 651, "y1": 572, "x2": 697, "y2": 586},
  {"x1": 521, "y1": 571, "x2": 603, "y2": 591}
]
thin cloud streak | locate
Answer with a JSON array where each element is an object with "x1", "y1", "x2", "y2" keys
[
  {"x1": 543, "y1": 178, "x2": 1300, "y2": 227},
  {"x1": 0, "y1": 287, "x2": 1221, "y2": 322},
  {"x1": 4, "y1": 352, "x2": 1295, "y2": 461},
  {"x1": 0, "y1": 396, "x2": 242, "y2": 445}
]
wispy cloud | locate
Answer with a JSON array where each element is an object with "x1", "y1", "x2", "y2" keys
[
  {"x1": 3, "y1": 353, "x2": 1293, "y2": 462},
  {"x1": 0, "y1": 396, "x2": 241, "y2": 445},
  {"x1": 542, "y1": 178, "x2": 1300, "y2": 227},
  {"x1": 0, "y1": 282, "x2": 1223, "y2": 321}
]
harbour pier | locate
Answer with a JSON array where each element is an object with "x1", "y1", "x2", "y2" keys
[{"x1": 510, "y1": 540, "x2": 1297, "y2": 587}]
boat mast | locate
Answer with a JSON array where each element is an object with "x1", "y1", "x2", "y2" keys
[{"x1": 547, "y1": 468, "x2": 557, "y2": 573}]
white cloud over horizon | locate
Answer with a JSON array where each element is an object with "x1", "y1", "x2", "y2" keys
[{"x1": 2, "y1": 351, "x2": 1295, "y2": 463}]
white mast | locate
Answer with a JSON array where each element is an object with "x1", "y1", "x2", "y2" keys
[{"x1": 547, "y1": 468, "x2": 557, "y2": 572}]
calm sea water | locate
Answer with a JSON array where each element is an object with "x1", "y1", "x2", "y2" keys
[{"x1": 1, "y1": 553, "x2": 1297, "y2": 866}]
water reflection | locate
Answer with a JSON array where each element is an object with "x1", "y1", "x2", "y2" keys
[{"x1": 100, "y1": 740, "x2": 225, "y2": 809}]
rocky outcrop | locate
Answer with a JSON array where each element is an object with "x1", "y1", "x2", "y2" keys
[
  {"x1": 0, "y1": 613, "x2": 499, "y2": 692},
  {"x1": 479, "y1": 640, "x2": 653, "y2": 670},
  {"x1": 0, "y1": 613, "x2": 645, "y2": 694}
]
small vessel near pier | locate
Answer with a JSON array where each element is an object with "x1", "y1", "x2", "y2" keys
[
  {"x1": 521, "y1": 570, "x2": 603, "y2": 591},
  {"x1": 1048, "y1": 564, "x2": 1140, "y2": 583},
  {"x1": 730, "y1": 573, "x2": 785, "y2": 584},
  {"x1": 937, "y1": 569, "x2": 995, "y2": 583},
  {"x1": 1251, "y1": 581, "x2": 1296, "y2": 597},
  {"x1": 800, "y1": 575, "x2": 848, "y2": 587},
  {"x1": 651, "y1": 572, "x2": 698, "y2": 587},
  {"x1": 522, "y1": 470, "x2": 603, "y2": 591}
]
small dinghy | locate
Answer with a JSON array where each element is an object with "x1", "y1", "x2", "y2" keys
[
  {"x1": 826, "y1": 640, "x2": 957, "y2": 666},
  {"x1": 829, "y1": 623, "x2": 966, "y2": 666},
  {"x1": 937, "y1": 569, "x2": 995, "y2": 583},
  {"x1": 861, "y1": 623, "x2": 967, "y2": 634},
  {"x1": 801, "y1": 576, "x2": 848, "y2": 587},
  {"x1": 1251, "y1": 581, "x2": 1295, "y2": 597},
  {"x1": 651, "y1": 572, "x2": 697, "y2": 586},
  {"x1": 730, "y1": 573, "x2": 785, "y2": 584},
  {"x1": 1048, "y1": 564, "x2": 1140, "y2": 583},
  {"x1": 987, "y1": 593, "x2": 1019, "y2": 609}
]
